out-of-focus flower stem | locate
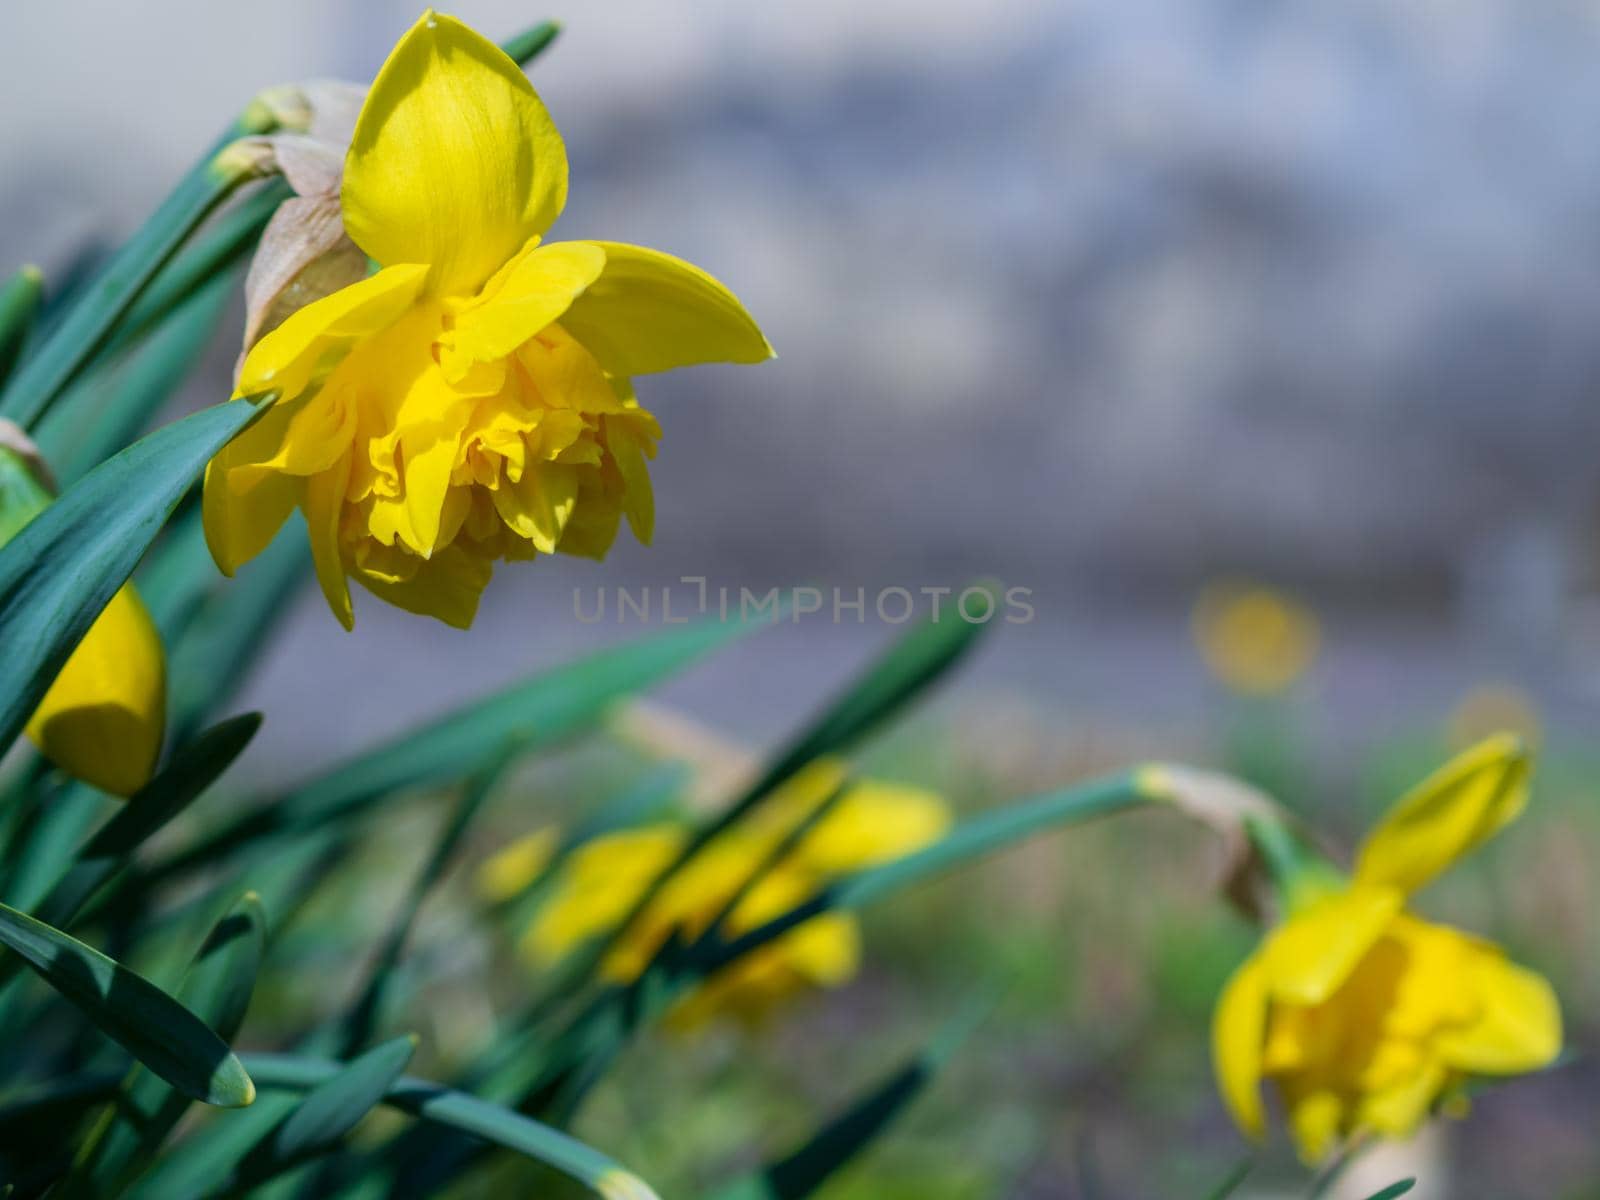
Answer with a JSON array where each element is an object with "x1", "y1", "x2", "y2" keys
[
  {"x1": 1243, "y1": 811, "x2": 1342, "y2": 912},
  {"x1": 0, "y1": 266, "x2": 44, "y2": 388}
]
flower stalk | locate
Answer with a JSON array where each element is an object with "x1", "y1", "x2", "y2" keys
[{"x1": 0, "y1": 125, "x2": 275, "y2": 431}]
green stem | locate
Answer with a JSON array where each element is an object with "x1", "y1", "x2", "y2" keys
[
  {"x1": 0, "y1": 119, "x2": 271, "y2": 430},
  {"x1": 1244, "y1": 814, "x2": 1342, "y2": 913},
  {"x1": 94, "y1": 180, "x2": 290, "y2": 369}
]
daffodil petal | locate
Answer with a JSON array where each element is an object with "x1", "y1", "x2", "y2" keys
[
  {"x1": 401, "y1": 429, "x2": 461, "y2": 553},
  {"x1": 440, "y1": 240, "x2": 605, "y2": 381},
  {"x1": 1262, "y1": 886, "x2": 1403, "y2": 1005},
  {"x1": 342, "y1": 11, "x2": 567, "y2": 295},
  {"x1": 491, "y1": 461, "x2": 578, "y2": 554},
  {"x1": 606, "y1": 414, "x2": 655, "y2": 544},
  {"x1": 555, "y1": 488, "x2": 622, "y2": 562},
  {"x1": 1354, "y1": 734, "x2": 1530, "y2": 895},
  {"x1": 203, "y1": 460, "x2": 299, "y2": 578},
  {"x1": 782, "y1": 913, "x2": 861, "y2": 986},
  {"x1": 353, "y1": 542, "x2": 492, "y2": 630},
  {"x1": 235, "y1": 264, "x2": 429, "y2": 401},
  {"x1": 557, "y1": 241, "x2": 773, "y2": 376},
  {"x1": 24, "y1": 583, "x2": 166, "y2": 797},
  {"x1": 1284, "y1": 1086, "x2": 1345, "y2": 1164},
  {"x1": 477, "y1": 828, "x2": 559, "y2": 903},
  {"x1": 1435, "y1": 949, "x2": 1562, "y2": 1074},
  {"x1": 304, "y1": 451, "x2": 354, "y2": 630},
  {"x1": 1353, "y1": 1057, "x2": 1447, "y2": 1139},
  {"x1": 1212, "y1": 953, "x2": 1269, "y2": 1138},
  {"x1": 202, "y1": 400, "x2": 303, "y2": 575},
  {"x1": 517, "y1": 323, "x2": 626, "y2": 413}
]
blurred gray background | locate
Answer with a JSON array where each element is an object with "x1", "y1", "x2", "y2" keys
[{"x1": 7, "y1": 0, "x2": 1600, "y2": 770}]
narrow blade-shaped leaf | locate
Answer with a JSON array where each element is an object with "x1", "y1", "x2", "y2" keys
[
  {"x1": 70, "y1": 892, "x2": 268, "y2": 1196},
  {"x1": 149, "y1": 615, "x2": 767, "y2": 878},
  {"x1": 0, "y1": 112, "x2": 270, "y2": 430},
  {"x1": 35, "y1": 265, "x2": 238, "y2": 486},
  {"x1": 338, "y1": 755, "x2": 506, "y2": 1056},
  {"x1": 164, "y1": 514, "x2": 309, "y2": 745},
  {"x1": 224, "y1": 1035, "x2": 417, "y2": 1194},
  {"x1": 0, "y1": 902, "x2": 253, "y2": 1106},
  {"x1": 0, "y1": 397, "x2": 263, "y2": 752},
  {"x1": 36, "y1": 714, "x2": 261, "y2": 930},
  {"x1": 714, "y1": 1000, "x2": 991, "y2": 1200},
  {"x1": 1204, "y1": 1159, "x2": 1254, "y2": 1200},
  {"x1": 241, "y1": 1053, "x2": 660, "y2": 1199}
]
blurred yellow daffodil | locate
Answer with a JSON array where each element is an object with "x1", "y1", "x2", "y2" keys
[
  {"x1": 489, "y1": 765, "x2": 950, "y2": 1025},
  {"x1": 1213, "y1": 735, "x2": 1561, "y2": 1162},
  {"x1": 1193, "y1": 581, "x2": 1320, "y2": 695},
  {"x1": 1, "y1": 435, "x2": 165, "y2": 797},
  {"x1": 204, "y1": 11, "x2": 771, "y2": 629}
]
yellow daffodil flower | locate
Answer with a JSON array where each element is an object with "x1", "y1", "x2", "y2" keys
[
  {"x1": 204, "y1": 11, "x2": 771, "y2": 629},
  {"x1": 1, "y1": 436, "x2": 165, "y2": 797},
  {"x1": 1193, "y1": 581, "x2": 1320, "y2": 695},
  {"x1": 1213, "y1": 735, "x2": 1562, "y2": 1162},
  {"x1": 490, "y1": 766, "x2": 950, "y2": 1024}
]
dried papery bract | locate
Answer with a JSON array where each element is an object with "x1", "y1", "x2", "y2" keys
[{"x1": 233, "y1": 83, "x2": 371, "y2": 358}]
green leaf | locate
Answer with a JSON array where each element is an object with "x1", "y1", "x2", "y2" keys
[
  {"x1": 177, "y1": 891, "x2": 269, "y2": 1045},
  {"x1": 224, "y1": 1036, "x2": 417, "y2": 1195},
  {"x1": 126, "y1": 1094, "x2": 299, "y2": 1200},
  {"x1": 69, "y1": 892, "x2": 268, "y2": 1196},
  {"x1": 0, "y1": 783, "x2": 109, "y2": 912},
  {"x1": 241, "y1": 1053, "x2": 660, "y2": 1199},
  {"x1": 164, "y1": 514, "x2": 309, "y2": 745},
  {"x1": 714, "y1": 1000, "x2": 991, "y2": 1200},
  {"x1": 1203, "y1": 1158, "x2": 1253, "y2": 1200},
  {"x1": 128, "y1": 498, "x2": 219, "y2": 643},
  {"x1": 1361, "y1": 1183, "x2": 1416, "y2": 1200},
  {"x1": 36, "y1": 715, "x2": 262, "y2": 930},
  {"x1": 337, "y1": 755, "x2": 506, "y2": 1057},
  {"x1": 0, "y1": 1071, "x2": 121, "y2": 1126},
  {"x1": 94, "y1": 180, "x2": 288, "y2": 370},
  {"x1": 0, "y1": 397, "x2": 262, "y2": 754},
  {"x1": 502, "y1": 19, "x2": 563, "y2": 66},
  {"x1": 148, "y1": 615, "x2": 767, "y2": 880},
  {"x1": 0, "y1": 128, "x2": 267, "y2": 430},
  {"x1": 0, "y1": 902, "x2": 254, "y2": 1106},
  {"x1": 0, "y1": 265, "x2": 44, "y2": 387},
  {"x1": 0, "y1": 714, "x2": 261, "y2": 1007},
  {"x1": 35, "y1": 264, "x2": 238, "y2": 486}
]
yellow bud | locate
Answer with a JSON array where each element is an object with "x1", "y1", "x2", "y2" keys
[
  {"x1": 24, "y1": 583, "x2": 167, "y2": 798},
  {"x1": 1, "y1": 436, "x2": 166, "y2": 798}
]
